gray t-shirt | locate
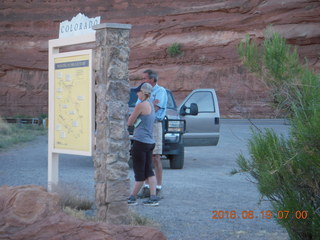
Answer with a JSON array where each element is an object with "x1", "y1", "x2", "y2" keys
[{"x1": 132, "y1": 100, "x2": 155, "y2": 144}]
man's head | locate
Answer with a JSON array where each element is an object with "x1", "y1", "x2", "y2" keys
[{"x1": 142, "y1": 69, "x2": 158, "y2": 87}]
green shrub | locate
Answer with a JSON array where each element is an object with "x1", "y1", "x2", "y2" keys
[
  {"x1": 167, "y1": 43, "x2": 183, "y2": 57},
  {"x1": 234, "y1": 31, "x2": 320, "y2": 239}
]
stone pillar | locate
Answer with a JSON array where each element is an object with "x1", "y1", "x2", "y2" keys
[{"x1": 93, "y1": 23, "x2": 132, "y2": 224}]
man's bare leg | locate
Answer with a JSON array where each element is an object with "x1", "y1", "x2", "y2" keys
[{"x1": 153, "y1": 154, "x2": 162, "y2": 186}]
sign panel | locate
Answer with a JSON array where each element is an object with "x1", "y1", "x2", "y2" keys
[
  {"x1": 59, "y1": 13, "x2": 100, "y2": 38},
  {"x1": 53, "y1": 51, "x2": 93, "y2": 154}
]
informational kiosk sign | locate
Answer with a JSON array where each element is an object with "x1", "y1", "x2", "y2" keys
[
  {"x1": 48, "y1": 33, "x2": 96, "y2": 191},
  {"x1": 48, "y1": 14, "x2": 98, "y2": 190},
  {"x1": 53, "y1": 51, "x2": 93, "y2": 154}
]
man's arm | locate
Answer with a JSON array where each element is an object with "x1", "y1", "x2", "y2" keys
[
  {"x1": 154, "y1": 87, "x2": 168, "y2": 120},
  {"x1": 154, "y1": 88, "x2": 167, "y2": 109},
  {"x1": 153, "y1": 99, "x2": 160, "y2": 112}
]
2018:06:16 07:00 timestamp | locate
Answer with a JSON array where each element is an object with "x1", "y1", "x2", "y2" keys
[{"x1": 211, "y1": 210, "x2": 308, "y2": 220}]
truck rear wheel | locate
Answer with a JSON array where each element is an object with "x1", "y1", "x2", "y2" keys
[{"x1": 168, "y1": 145, "x2": 184, "y2": 169}]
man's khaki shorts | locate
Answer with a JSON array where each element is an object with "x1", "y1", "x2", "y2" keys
[{"x1": 153, "y1": 121, "x2": 163, "y2": 155}]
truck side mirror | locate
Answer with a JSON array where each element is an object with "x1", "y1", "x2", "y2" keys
[
  {"x1": 189, "y1": 103, "x2": 198, "y2": 115},
  {"x1": 180, "y1": 103, "x2": 199, "y2": 116}
]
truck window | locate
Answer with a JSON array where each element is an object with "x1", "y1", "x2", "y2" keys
[
  {"x1": 184, "y1": 91, "x2": 215, "y2": 112},
  {"x1": 129, "y1": 88, "x2": 176, "y2": 110},
  {"x1": 128, "y1": 89, "x2": 137, "y2": 107},
  {"x1": 166, "y1": 90, "x2": 177, "y2": 110}
]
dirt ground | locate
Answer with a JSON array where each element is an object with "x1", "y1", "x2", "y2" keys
[{"x1": 0, "y1": 119, "x2": 291, "y2": 240}]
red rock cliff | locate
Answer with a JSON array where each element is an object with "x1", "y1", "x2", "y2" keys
[{"x1": 0, "y1": 0, "x2": 319, "y2": 118}]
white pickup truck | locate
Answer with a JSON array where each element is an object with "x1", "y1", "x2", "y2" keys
[{"x1": 128, "y1": 88, "x2": 220, "y2": 169}]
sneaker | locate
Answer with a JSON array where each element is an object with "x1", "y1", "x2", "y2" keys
[
  {"x1": 143, "y1": 198, "x2": 159, "y2": 207},
  {"x1": 127, "y1": 196, "x2": 138, "y2": 206},
  {"x1": 156, "y1": 188, "x2": 164, "y2": 199},
  {"x1": 137, "y1": 186, "x2": 150, "y2": 199}
]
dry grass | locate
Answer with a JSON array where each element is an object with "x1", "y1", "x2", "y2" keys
[
  {"x1": 54, "y1": 181, "x2": 159, "y2": 228},
  {"x1": 128, "y1": 209, "x2": 160, "y2": 228},
  {"x1": 63, "y1": 206, "x2": 89, "y2": 220},
  {"x1": 52, "y1": 182, "x2": 94, "y2": 211},
  {"x1": 0, "y1": 117, "x2": 12, "y2": 134},
  {"x1": 0, "y1": 117, "x2": 47, "y2": 150},
  {"x1": 63, "y1": 207, "x2": 159, "y2": 229}
]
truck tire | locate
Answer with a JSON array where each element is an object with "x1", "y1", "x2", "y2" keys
[{"x1": 169, "y1": 145, "x2": 184, "y2": 169}]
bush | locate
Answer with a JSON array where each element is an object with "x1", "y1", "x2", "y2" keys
[
  {"x1": 234, "y1": 31, "x2": 320, "y2": 239},
  {"x1": 167, "y1": 43, "x2": 183, "y2": 57}
]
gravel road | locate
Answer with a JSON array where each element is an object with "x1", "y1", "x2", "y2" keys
[{"x1": 0, "y1": 119, "x2": 290, "y2": 240}]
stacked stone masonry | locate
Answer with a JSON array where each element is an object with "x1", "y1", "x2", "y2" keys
[{"x1": 93, "y1": 25, "x2": 131, "y2": 224}]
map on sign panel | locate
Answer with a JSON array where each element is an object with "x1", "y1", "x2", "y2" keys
[{"x1": 54, "y1": 53, "x2": 91, "y2": 152}]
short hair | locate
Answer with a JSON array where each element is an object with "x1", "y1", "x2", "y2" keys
[{"x1": 143, "y1": 69, "x2": 158, "y2": 82}]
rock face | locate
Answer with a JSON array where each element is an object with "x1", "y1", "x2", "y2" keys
[
  {"x1": 0, "y1": 0, "x2": 319, "y2": 118},
  {"x1": 0, "y1": 185, "x2": 167, "y2": 240}
]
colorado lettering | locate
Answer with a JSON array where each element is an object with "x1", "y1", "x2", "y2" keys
[{"x1": 60, "y1": 19, "x2": 99, "y2": 34}]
